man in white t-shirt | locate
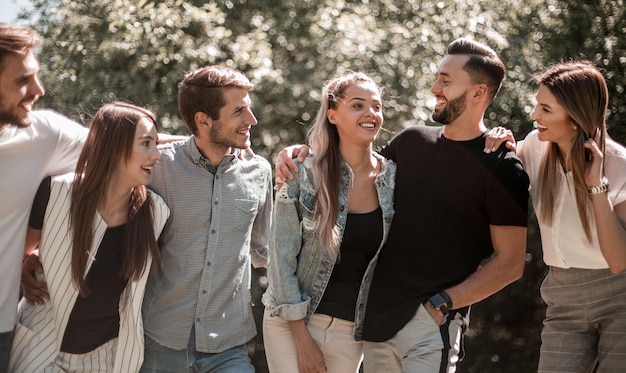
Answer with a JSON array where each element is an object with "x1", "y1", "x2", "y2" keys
[{"x1": 0, "y1": 23, "x2": 87, "y2": 371}]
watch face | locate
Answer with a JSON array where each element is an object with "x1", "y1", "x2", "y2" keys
[{"x1": 429, "y1": 294, "x2": 449, "y2": 315}]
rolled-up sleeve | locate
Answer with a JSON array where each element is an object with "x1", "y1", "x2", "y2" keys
[
  {"x1": 250, "y1": 170, "x2": 273, "y2": 268},
  {"x1": 265, "y1": 175, "x2": 310, "y2": 321}
]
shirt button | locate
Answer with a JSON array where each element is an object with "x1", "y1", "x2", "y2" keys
[
  {"x1": 216, "y1": 175, "x2": 219, "y2": 180},
  {"x1": 207, "y1": 261, "x2": 212, "y2": 266},
  {"x1": 214, "y1": 200, "x2": 219, "y2": 205},
  {"x1": 211, "y1": 229, "x2": 216, "y2": 234},
  {"x1": 196, "y1": 317, "x2": 200, "y2": 322},
  {"x1": 202, "y1": 289, "x2": 208, "y2": 294}
]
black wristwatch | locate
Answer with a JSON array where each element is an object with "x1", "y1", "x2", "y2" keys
[{"x1": 428, "y1": 291, "x2": 452, "y2": 317}]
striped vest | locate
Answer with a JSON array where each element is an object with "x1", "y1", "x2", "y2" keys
[{"x1": 9, "y1": 174, "x2": 169, "y2": 372}]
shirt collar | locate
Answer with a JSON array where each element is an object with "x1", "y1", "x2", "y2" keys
[{"x1": 185, "y1": 136, "x2": 237, "y2": 172}]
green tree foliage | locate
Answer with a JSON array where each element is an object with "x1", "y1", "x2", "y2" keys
[
  {"x1": 525, "y1": 0, "x2": 626, "y2": 142},
  {"x1": 18, "y1": 1, "x2": 626, "y2": 372},
  {"x1": 27, "y1": 0, "x2": 279, "y2": 131}
]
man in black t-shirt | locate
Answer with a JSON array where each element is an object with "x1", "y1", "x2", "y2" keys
[
  {"x1": 276, "y1": 38, "x2": 529, "y2": 372},
  {"x1": 360, "y1": 38, "x2": 529, "y2": 373}
]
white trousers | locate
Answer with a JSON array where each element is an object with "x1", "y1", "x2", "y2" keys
[
  {"x1": 363, "y1": 304, "x2": 466, "y2": 373},
  {"x1": 43, "y1": 337, "x2": 117, "y2": 373},
  {"x1": 263, "y1": 311, "x2": 363, "y2": 372}
]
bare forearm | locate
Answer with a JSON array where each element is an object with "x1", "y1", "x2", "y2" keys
[
  {"x1": 287, "y1": 319, "x2": 326, "y2": 373},
  {"x1": 593, "y1": 196, "x2": 626, "y2": 273},
  {"x1": 446, "y1": 226, "x2": 526, "y2": 309},
  {"x1": 157, "y1": 133, "x2": 188, "y2": 144},
  {"x1": 447, "y1": 257, "x2": 523, "y2": 309},
  {"x1": 24, "y1": 227, "x2": 41, "y2": 256},
  {"x1": 288, "y1": 319, "x2": 312, "y2": 346}
]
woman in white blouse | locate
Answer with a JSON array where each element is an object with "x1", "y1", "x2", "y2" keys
[{"x1": 489, "y1": 60, "x2": 626, "y2": 372}]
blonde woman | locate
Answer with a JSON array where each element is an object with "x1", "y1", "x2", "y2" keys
[{"x1": 262, "y1": 73, "x2": 395, "y2": 373}]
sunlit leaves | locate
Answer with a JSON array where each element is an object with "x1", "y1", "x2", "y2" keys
[{"x1": 19, "y1": 1, "x2": 626, "y2": 372}]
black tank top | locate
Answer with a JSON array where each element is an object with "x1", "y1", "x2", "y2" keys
[
  {"x1": 315, "y1": 206, "x2": 383, "y2": 321},
  {"x1": 30, "y1": 177, "x2": 128, "y2": 353}
]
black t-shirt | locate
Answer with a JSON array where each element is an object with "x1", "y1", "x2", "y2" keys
[
  {"x1": 362, "y1": 126, "x2": 529, "y2": 342},
  {"x1": 315, "y1": 207, "x2": 383, "y2": 322},
  {"x1": 30, "y1": 177, "x2": 128, "y2": 353}
]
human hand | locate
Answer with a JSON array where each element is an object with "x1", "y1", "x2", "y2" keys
[
  {"x1": 157, "y1": 133, "x2": 189, "y2": 144},
  {"x1": 295, "y1": 335, "x2": 327, "y2": 373},
  {"x1": 584, "y1": 139, "x2": 604, "y2": 187},
  {"x1": 274, "y1": 145, "x2": 310, "y2": 186},
  {"x1": 484, "y1": 127, "x2": 516, "y2": 153},
  {"x1": 21, "y1": 250, "x2": 48, "y2": 305},
  {"x1": 424, "y1": 301, "x2": 445, "y2": 326}
]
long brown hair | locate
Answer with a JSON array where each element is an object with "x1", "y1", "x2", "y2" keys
[
  {"x1": 307, "y1": 72, "x2": 381, "y2": 256},
  {"x1": 71, "y1": 102, "x2": 159, "y2": 296},
  {"x1": 536, "y1": 61, "x2": 608, "y2": 242}
]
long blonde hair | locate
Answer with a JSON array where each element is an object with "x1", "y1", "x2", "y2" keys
[
  {"x1": 537, "y1": 61, "x2": 608, "y2": 241},
  {"x1": 307, "y1": 72, "x2": 380, "y2": 256}
]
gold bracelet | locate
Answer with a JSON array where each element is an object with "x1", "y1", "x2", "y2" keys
[{"x1": 588, "y1": 183, "x2": 610, "y2": 195}]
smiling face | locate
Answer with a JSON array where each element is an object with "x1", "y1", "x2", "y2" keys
[
  {"x1": 430, "y1": 54, "x2": 472, "y2": 125},
  {"x1": 0, "y1": 51, "x2": 45, "y2": 127},
  {"x1": 531, "y1": 84, "x2": 577, "y2": 151},
  {"x1": 116, "y1": 117, "x2": 161, "y2": 188},
  {"x1": 327, "y1": 81, "x2": 383, "y2": 146},
  {"x1": 206, "y1": 87, "x2": 258, "y2": 151}
]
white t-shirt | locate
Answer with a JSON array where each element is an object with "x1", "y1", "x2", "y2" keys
[
  {"x1": 0, "y1": 110, "x2": 86, "y2": 332},
  {"x1": 519, "y1": 130, "x2": 626, "y2": 269}
]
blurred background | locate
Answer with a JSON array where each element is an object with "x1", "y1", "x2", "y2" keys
[{"x1": 3, "y1": 1, "x2": 624, "y2": 371}]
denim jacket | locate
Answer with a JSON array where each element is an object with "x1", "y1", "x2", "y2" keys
[{"x1": 262, "y1": 152, "x2": 395, "y2": 337}]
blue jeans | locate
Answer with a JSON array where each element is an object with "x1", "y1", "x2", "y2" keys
[
  {"x1": 0, "y1": 331, "x2": 12, "y2": 373},
  {"x1": 140, "y1": 336, "x2": 254, "y2": 373}
]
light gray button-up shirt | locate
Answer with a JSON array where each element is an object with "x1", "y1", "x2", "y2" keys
[{"x1": 143, "y1": 137, "x2": 272, "y2": 353}]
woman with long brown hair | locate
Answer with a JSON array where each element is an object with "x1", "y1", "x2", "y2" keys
[
  {"x1": 10, "y1": 102, "x2": 169, "y2": 372},
  {"x1": 489, "y1": 60, "x2": 626, "y2": 372}
]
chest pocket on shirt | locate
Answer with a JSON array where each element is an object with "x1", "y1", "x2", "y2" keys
[{"x1": 236, "y1": 198, "x2": 259, "y2": 233}]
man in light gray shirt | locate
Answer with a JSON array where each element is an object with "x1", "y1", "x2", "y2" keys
[{"x1": 140, "y1": 65, "x2": 272, "y2": 372}]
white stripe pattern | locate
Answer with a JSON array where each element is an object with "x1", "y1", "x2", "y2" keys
[{"x1": 9, "y1": 174, "x2": 170, "y2": 373}]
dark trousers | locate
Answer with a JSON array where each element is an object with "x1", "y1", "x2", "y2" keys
[{"x1": 0, "y1": 330, "x2": 13, "y2": 373}]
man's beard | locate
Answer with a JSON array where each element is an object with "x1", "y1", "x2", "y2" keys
[
  {"x1": 0, "y1": 97, "x2": 34, "y2": 127},
  {"x1": 432, "y1": 91, "x2": 467, "y2": 125},
  {"x1": 209, "y1": 119, "x2": 250, "y2": 150}
]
